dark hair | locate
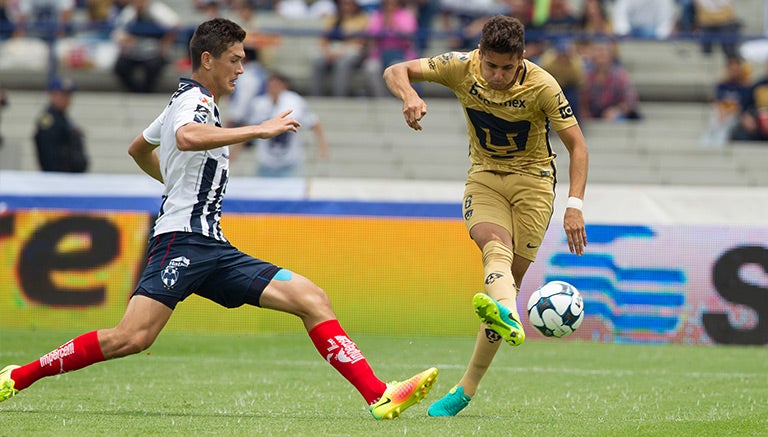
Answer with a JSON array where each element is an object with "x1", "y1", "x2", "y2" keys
[
  {"x1": 189, "y1": 18, "x2": 246, "y2": 71},
  {"x1": 479, "y1": 15, "x2": 525, "y2": 57}
]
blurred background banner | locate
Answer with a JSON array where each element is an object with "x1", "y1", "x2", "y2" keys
[
  {"x1": 525, "y1": 223, "x2": 768, "y2": 345},
  {"x1": 1, "y1": 171, "x2": 767, "y2": 345}
]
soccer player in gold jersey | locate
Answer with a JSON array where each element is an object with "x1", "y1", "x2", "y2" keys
[{"x1": 383, "y1": 15, "x2": 589, "y2": 416}]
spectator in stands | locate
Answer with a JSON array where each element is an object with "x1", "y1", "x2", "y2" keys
[
  {"x1": 439, "y1": 0, "x2": 503, "y2": 51},
  {"x1": 731, "y1": 63, "x2": 768, "y2": 142},
  {"x1": 108, "y1": 0, "x2": 131, "y2": 24},
  {"x1": 275, "y1": 0, "x2": 337, "y2": 19},
  {"x1": 13, "y1": 0, "x2": 75, "y2": 39},
  {"x1": 450, "y1": 0, "x2": 520, "y2": 55},
  {"x1": 0, "y1": 0, "x2": 16, "y2": 39},
  {"x1": 677, "y1": 0, "x2": 696, "y2": 34},
  {"x1": 0, "y1": 85, "x2": 6, "y2": 148},
  {"x1": 110, "y1": 0, "x2": 131, "y2": 17},
  {"x1": 85, "y1": 0, "x2": 116, "y2": 37},
  {"x1": 580, "y1": 38, "x2": 641, "y2": 121},
  {"x1": 611, "y1": 0, "x2": 676, "y2": 40},
  {"x1": 363, "y1": 0, "x2": 418, "y2": 97},
  {"x1": 310, "y1": 0, "x2": 369, "y2": 97},
  {"x1": 539, "y1": 37, "x2": 584, "y2": 119},
  {"x1": 457, "y1": 0, "x2": 537, "y2": 58},
  {"x1": 540, "y1": 0, "x2": 578, "y2": 38},
  {"x1": 230, "y1": 0, "x2": 282, "y2": 67},
  {"x1": 527, "y1": 0, "x2": 579, "y2": 61},
  {"x1": 575, "y1": 0, "x2": 614, "y2": 58},
  {"x1": 111, "y1": 0, "x2": 180, "y2": 93},
  {"x1": 244, "y1": 72, "x2": 329, "y2": 177},
  {"x1": 33, "y1": 77, "x2": 89, "y2": 173},
  {"x1": 413, "y1": 0, "x2": 439, "y2": 56},
  {"x1": 700, "y1": 55, "x2": 751, "y2": 147},
  {"x1": 693, "y1": 0, "x2": 741, "y2": 58},
  {"x1": 194, "y1": 0, "x2": 224, "y2": 19},
  {"x1": 232, "y1": 0, "x2": 258, "y2": 28},
  {"x1": 355, "y1": 0, "x2": 379, "y2": 13},
  {"x1": 578, "y1": 0, "x2": 612, "y2": 37}
]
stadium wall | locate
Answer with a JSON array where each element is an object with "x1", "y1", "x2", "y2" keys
[{"x1": 1, "y1": 170, "x2": 767, "y2": 346}]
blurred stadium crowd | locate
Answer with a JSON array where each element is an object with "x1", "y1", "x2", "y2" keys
[
  {"x1": 0, "y1": 0, "x2": 765, "y2": 98},
  {"x1": 1, "y1": 0, "x2": 768, "y2": 181}
]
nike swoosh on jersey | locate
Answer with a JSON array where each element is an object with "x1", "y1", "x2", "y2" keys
[{"x1": 526, "y1": 243, "x2": 539, "y2": 249}]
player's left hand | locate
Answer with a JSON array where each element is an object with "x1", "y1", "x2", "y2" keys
[
  {"x1": 259, "y1": 109, "x2": 301, "y2": 138},
  {"x1": 563, "y1": 208, "x2": 587, "y2": 255}
]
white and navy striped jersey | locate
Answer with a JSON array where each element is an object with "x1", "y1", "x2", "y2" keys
[{"x1": 142, "y1": 78, "x2": 229, "y2": 241}]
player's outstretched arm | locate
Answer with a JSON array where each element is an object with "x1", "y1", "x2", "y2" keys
[
  {"x1": 175, "y1": 110, "x2": 301, "y2": 152},
  {"x1": 557, "y1": 124, "x2": 589, "y2": 256},
  {"x1": 128, "y1": 133, "x2": 163, "y2": 183},
  {"x1": 383, "y1": 60, "x2": 428, "y2": 131}
]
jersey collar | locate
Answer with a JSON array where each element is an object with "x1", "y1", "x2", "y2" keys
[
  {"x1": 179, "y1": 78, "x2": 214, "y2": 98},
  {"x1": 513, "y1": 60, "x2": 528, "y2": 86}
]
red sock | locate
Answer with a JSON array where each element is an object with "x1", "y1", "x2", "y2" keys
[
  {"x1": 11, "y1": 331, "x2": 106, "y2": 391},
  {"x1": 308, "y1": 319, "x2": 387, "y2": 404}
]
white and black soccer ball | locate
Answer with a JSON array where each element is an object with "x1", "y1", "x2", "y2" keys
[{"x1": 526, "y1": 280, "x2": 584, "y2": 338}]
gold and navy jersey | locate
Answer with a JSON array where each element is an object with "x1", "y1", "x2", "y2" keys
[{"x1": 419, "y1": 50, "x2": 578, "y2": 177}]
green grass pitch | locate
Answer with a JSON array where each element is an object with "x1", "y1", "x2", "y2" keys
[{"x1": 1, "y1": 328, "x2": 766, "y2": 436}]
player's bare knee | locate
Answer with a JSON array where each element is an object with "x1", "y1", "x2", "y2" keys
[
  {"x1": 107, "y1": 327, "x2": 156, "y2": 356},
  {"x1": 302, "y1": 283, "x2": 334, "y2": 316}
]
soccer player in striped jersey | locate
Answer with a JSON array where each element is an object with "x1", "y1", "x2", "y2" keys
[
  {"x1": 383, "y1": 15, "x2": 589, "y2": 416},
  {"x1": 0, "y1": 17, "x2": 437, "y2": 420}
]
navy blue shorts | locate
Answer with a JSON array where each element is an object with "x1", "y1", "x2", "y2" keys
[{"x1": 132, "y1": 232, "x2": 281, "y2": 310}]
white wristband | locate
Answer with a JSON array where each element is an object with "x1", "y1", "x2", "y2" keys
[{"x1": 566, "y1": 196, "x2": 583, "y2": 211}]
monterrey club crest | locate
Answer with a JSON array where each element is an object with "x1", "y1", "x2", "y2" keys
[{"x1": 161, "y1": 256, "x2": 190, "y2": 289}]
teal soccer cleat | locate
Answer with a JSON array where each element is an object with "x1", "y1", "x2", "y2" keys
[{"x1": 428, "y1": 385, "x2": 472, "y2": 416}]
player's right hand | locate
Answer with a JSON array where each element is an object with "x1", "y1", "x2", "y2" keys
[
  {"x1": 402, "y1": 98, "x2": 427, "y2": 131},
  {"x1": 563, "y1": 208, "x2": 587, "y2": 256}
]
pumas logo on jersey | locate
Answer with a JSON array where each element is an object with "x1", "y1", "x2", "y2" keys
[{"x1": 161, "y1": 256, "x2": 190, "y2": 289}]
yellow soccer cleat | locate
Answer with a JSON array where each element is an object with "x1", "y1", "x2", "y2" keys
[
  {"x1": 369, "y1": 367, "x2": 438, "y2": 420},
  {"x1": 473, "y1": 292, "x2": 526, "y2": 346},
  {"x1": 0, "y1": 365, "x2": 20, "y2": 402}
]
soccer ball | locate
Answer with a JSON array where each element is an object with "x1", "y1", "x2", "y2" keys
[{"x1": 526, "y1": 280, "x2": 584, "y2": 338}]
